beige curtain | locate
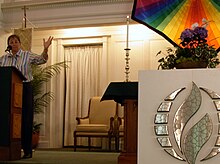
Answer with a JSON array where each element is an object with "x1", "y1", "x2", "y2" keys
[{"x1": 63, "y1": 45, "x2": 104, "y2": 146}]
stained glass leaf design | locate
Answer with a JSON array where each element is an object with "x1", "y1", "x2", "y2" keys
[
  {"x1": 183, "y1": 114, "x2": 213, "y2": 164},
  {"x1": 173, "y1": 82, "x2": 201, "y2": 150}
]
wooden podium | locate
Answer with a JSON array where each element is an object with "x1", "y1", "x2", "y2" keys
[
  {"x1": 0, "y1": 67, "x2": 25, "y2": 160},
  {"x1": 101, "y1": 82, "x2": 138, "y2": 164}
]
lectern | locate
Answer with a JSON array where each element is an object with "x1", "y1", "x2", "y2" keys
[
  {"x1": 0, "y1": 67, "x2": 25, "y2": 160},
  {"x1": 101, "y1": 82, "x2": 138, "y2": 164}
]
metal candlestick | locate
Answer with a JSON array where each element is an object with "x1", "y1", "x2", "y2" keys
[{"x1": 125, "y1": 16, "x2": 131, "y2": 82}]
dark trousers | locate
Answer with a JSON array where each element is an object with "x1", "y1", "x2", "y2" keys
[{"x1": 22, "y1": 82, "x2": 33, "y2": 156}]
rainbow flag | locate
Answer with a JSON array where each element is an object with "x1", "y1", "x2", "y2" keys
[{"x1": 132, "y1": 0, "x2": 220, "y2": 51}]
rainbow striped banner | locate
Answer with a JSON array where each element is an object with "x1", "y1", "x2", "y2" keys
[{"x1": 132, "y1": 0, "x2": 220, "y2": 51}]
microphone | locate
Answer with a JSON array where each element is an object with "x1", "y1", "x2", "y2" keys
[{"x1": 5, "y1": 45, "x2": 12, "y2": 53}]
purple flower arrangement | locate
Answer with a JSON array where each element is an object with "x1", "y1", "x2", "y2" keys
[
  {"x1": 180, "y1": 22, "x2": 208, "y2": 48},
  {"x1": 158, "y1": 19, "x2": 219, "y2": 69}
]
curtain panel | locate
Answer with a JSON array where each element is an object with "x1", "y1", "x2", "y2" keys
[{"x1": 64, "y1": 45, "x2": 105, "y2": 146}]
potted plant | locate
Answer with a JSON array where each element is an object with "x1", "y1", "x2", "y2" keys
[
  {"x1": 157, "y1": 19, "x2": 220, "y2": 69},
  {"x1": 32, "y1": 122, "x2": 42, "y2": 149},
  {"x1": 32, "y1": 61, "x2": 68, "y2": 148}
]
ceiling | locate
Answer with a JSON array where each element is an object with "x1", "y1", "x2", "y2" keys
[{"x1": 1, "y1": 0, "x2": 134, "y2": 31}]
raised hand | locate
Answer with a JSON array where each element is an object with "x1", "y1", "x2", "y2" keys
[{"x1": 43, "y1": 36, "x2": 53, "y2": 50}]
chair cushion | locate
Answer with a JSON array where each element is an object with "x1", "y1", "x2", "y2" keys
[
  {"x1": 79, "y1": 118, "x2": 89, "y2": 124},
  {"x1": 75, "y1": 124, "x2": 109, "y2": 132}
]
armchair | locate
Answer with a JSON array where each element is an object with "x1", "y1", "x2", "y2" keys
[{"x1": 73, "y1": 96, "x2": 118, "y2": 151}]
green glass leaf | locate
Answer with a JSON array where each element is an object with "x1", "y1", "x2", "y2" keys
[
  {"x1": 183, "y1": 114, "x2": 213, "y2": 164},
  {"x1": 173, "y1": 82, "x2": 201, "y2": 150}
]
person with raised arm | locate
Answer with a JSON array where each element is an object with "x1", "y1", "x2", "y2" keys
[{"x1": 0, "y1": 34, "x2": 53, "y2": 158}]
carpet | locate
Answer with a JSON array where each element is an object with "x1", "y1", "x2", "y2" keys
[{"x1": 0, "y1": 149, "x2": 119, "y2": 164}]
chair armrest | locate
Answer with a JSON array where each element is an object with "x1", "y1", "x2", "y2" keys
[
  {"x1": 118, "y1": 117, "x2": 123, "y2": 126},
  {"x1": 118, "y1": 117, "x2": 124, "y2": 133},
  {"x1": 109, "y1": 116, "x2": 122, "y2": 136},
  {"x1": 109, "y1": 117, "x2": 115, "y2": 135},
  {"x1": 76, "y1": 116, "x2": 89, "y2": 124}
]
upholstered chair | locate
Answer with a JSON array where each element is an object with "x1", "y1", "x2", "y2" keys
[{"x1": 73, "y1": 96, "x2": 118, "y2": 151}]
